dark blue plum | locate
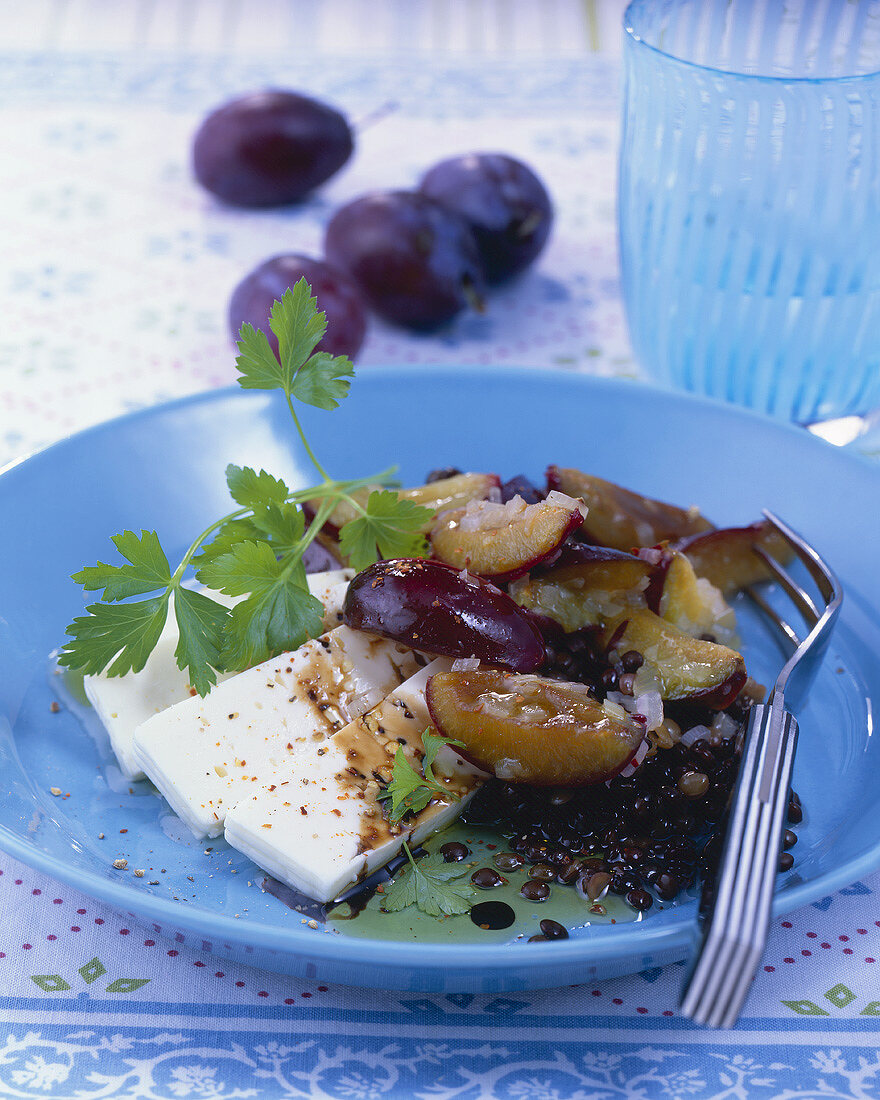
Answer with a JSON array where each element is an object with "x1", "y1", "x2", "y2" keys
[
  {"x1": 324, "y1": 191, "x2": 485, "y2": 329},
  {"x1": 228, "y1": 255, "x2": 367, "y2": 360},
  {"x1": 193, "y1": 90, "x2": 353, "y2": 207},
  {"x1": 419, "y1": 153, "x2": 553, "y2": 283}
]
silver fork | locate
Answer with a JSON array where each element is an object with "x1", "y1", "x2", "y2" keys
[{"x1": 679, "y1": 510, "x2": 843, "y2": 1028}]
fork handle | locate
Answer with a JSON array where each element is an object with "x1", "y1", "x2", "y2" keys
[{"x1": 680, "y1": 696, "x2": 798, "y2": 1028}]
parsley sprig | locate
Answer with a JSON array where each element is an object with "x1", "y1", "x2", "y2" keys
[
  {"x1": 381, "y1": 841, "x2": 473, "y2": 917},
  {"x1": 378, "y1": 730, "x2": 466, "y2": 823},
  {"x1": 59, "y1": 279, "x2": 433, "y2": 695}
]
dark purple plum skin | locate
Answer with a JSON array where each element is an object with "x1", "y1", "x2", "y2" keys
[
  {"x1": 500, "y1": 474, "x2": 544, "y2": 505},
  {"x1": 324, "y1": 191, "x2": 485, "y2": 329},
  {"x1": 343, "y1": 559, "x2": 545, "y2": 672},
  {"x1": 419, "y1": 153, "x2": 553, "y2": 283},
  {"x1": 228, "y1": 255, "x2": 367, "y2": 360},
  {"x1": 192, "y1": 90, "x2": 353, "y2": 207}
]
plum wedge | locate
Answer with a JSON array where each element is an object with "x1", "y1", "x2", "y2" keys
[
  {"x1": 430, "y1": 493, "x2": 585, "y2": 582},
  {"x1": 509, "y1": 547, "x2": 653, "y2": 633},
  {"x1": 675, "y1": 520, "x2": 796, "y2": 594},
  {"x1": 426, "y1": 669, "x2": 645, "y2": 786},
  {"x1": 547, "y1": 465, "x2": 712, "y2": 549},
  {"x1": 654, "y1": 550, "x2": 737, "y2": 644},
  {"x1": 343, "y1": 558, "x2": 545, "y2": 672},
  {"x1": 604, "y1": 608, "x2": 746, "y2": 708}
]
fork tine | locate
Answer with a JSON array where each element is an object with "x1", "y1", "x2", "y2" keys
[
  {"x1": 762, "y1": 510, "x2": 840, "y2": 606},
  {"x1": 744, "y1": 585, "x2": 801, "y2": 651},
  {"x1": 752, "y1": 544, "x2": 822, "y2": 626}
]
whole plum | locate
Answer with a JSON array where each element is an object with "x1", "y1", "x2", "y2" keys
[
  {"x1": 228, "y1": 255, "x2": 367, "y2": 360},
  {"x1": 324, "y1": 191, "x2": 485, "y2": 329},
  {"x1": 193, "y1": 90, "x2": 353, "y2": 207},
  {"x1": 419, "y1": 153, "x2": 553, "y2": 283}
]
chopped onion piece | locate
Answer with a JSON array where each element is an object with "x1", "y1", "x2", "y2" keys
[
  {"x1": 606, "y1": 689, "x2": 664, "y2": 732},
  {"x1": 545, "y1": 489, "x2": 588, "y2": 521},
  {"x1": 617, "y1": 738, "x2": 650, "y2": 779},
  {"x1": 451, "y1": 657, "x2": 481, "y2": 672},
  {"x1": 680, "y1": 723, "x2": 712, "y2": 747}
]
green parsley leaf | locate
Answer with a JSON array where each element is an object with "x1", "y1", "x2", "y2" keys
[
  {"x1": 381, "y1": 842, "x2": 473, "y2": 917},
  {"x1": 290, "y1": 351, "x2": 354, "y2": 411},
  {"x1": 195, "y1": 538, "x2": 286, "y2": 597},
  {"x1": 225, "y1": 464, "x2": 291, "y2": 509},
  {"x1": 189, "y1": 518, "x2": 264, "y2": 569},
  {"x1": 270, "y1": 281, "x2": 327, "y2": 380},
  {"x1": 378, "y1": 729, "x2": 465, "y2": 823},
  {"x1": 72, "y1": 530, "x2": 171, "y2": 602},
  {"x1": 173, "y1": 587, "x2": 229, "y2": 696},
  {"x1": 338, "y1": 490, "x2": 432, "y2": 572},
  {"x1": 421, "y1": 730, "x2": 465, "y2": 782},
  {"x1": 234, "y1": 322, "x2": 287, "y2": 392},
  {"x1": 249, "y1": 502, "x2": 305, "y2": 554},
  {"x1": 198, "y1": 541, "x2": 324, "y2": 670},
  {"x1": 59, "y1": 595, "x2": 170, "y2": 677}
]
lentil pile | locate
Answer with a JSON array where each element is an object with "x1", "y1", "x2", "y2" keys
[{"x1": 459, "y1": 729, "x2": 802, "y2": 928}]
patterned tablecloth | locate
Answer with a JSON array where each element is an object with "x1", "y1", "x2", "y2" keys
[{"x1": 2, "y1": 39, "x2": 880, "y2": 1100}]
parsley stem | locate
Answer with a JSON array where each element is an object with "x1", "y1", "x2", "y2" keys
[
  {"x1": 286, "y1": 393, "x2": 331, "y2": 482},
  {"x1": 294, "y1": 496, "x2": 336, "y2": 560},
  {"x1": 170, "y1": 506, "x2": 252, "y2": 587}
]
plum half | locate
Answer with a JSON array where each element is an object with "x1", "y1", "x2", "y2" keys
[
  {"x1": 655, "y1": 551, "x2": 737, "y2": 645},
  {"x1": 342, "y1": 558, "x2": 545, "y2": 672},
  {"x1": 429, "y1": 494, "x2": 584, "y2": 582},
  {"x1": 603, "y1": 608, "x2": 746, "y2": 709},
  {"x1": 547, "y1": 466, "x2": 712, "y2": 549},
  {"x1": 509, "y1": 547, "x2": 653, "y2": 633},
  {"x1": 426, "y1": 669, "x2": 645, "y2": 786},
  {"x1": 675, "y1": 520, "x2": 796, "y2": 594}
]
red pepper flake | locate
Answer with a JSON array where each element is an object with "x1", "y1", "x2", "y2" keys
[
  {"x1": 300, "y1": 807, "x2": 308, "y2": 816},
  {"x1": 49, "y1": 701, "x2": 61, "y2": 713}
]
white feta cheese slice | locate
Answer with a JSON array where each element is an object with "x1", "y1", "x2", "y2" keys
[
  {"x1": 132, "y1": 625, "x2": 421, "y2": 838},
  {"x1": 82, "y1": 570, "x2": 353, "y2": 781},
  {"x1": 223, "y1": 659, "x2": 484, "y2": 902}
]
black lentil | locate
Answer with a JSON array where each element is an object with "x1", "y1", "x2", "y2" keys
[
  {"x1": 626, "y1": 888, "x2": 654, "y2": 911},
  {"x1": 528, "y1": 864, "x2": 557, "y2": 883},
  {"x1": 472, "y1": 867, "x2": 505, "y2": 889},
  {"x1": 493, "y1": 851, "x2": 525, "y2": 872},
  {"x1": 440, "y1": 842, "x2": 471, "y2": 863},
  {"x1": 521, "y1": 879, "x2": 551, "y2": 902},
  {"x1": 539, "y1": 918, "x2": 569, "y2": 939}
]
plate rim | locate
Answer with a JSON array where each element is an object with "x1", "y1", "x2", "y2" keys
[{"x1": 2, "y1": 366, "x2": 880, "y2": 978}]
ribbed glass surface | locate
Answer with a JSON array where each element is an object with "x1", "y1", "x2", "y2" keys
[{"x1": 619, "y1": 0, "x2": 880, "y2": 421}]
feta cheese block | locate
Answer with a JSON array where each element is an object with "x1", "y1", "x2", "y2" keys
[
  {"x1": 82, "y1": 570, "x2": 352, "y2": 781},
  {"x1": 132, "y1": 625, "x2": 422, "y2": 838},
  {"x1": 223, "y1": 659, "x2": 484, "y2": 902}
]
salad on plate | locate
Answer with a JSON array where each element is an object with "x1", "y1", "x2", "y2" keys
[{"x1": 57, "y1": 281, "x2": 802, "y2": 942}]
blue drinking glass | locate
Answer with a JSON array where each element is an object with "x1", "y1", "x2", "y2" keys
[{"x1": 619, "y1": 0, "x2": 880, "y2": 422}]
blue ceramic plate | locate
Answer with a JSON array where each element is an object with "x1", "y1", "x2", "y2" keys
[{"x1": 2, "y1": 368, "x2": 879, "y2": 992}]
